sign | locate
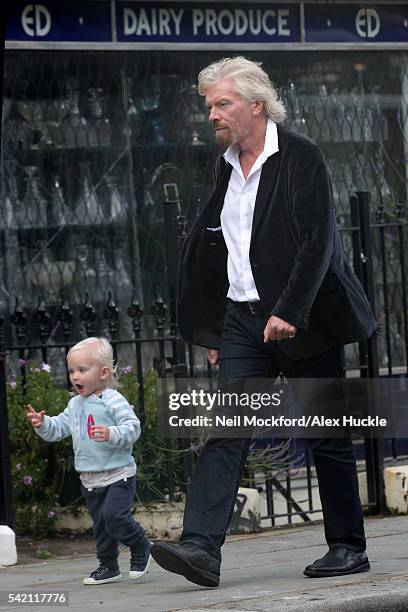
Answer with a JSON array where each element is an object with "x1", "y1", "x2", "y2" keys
[
  {"x1": 5, "y1": 1, "x2": 111, "y2": 42},
  {"x1": 116, "y1": 2, "x2": 300, "y2": 43},
  {"x1": 5, "y1": 2, "x2": 408, "y2": 45},
  {"x1": 305, "y1": 5, "x2": 408, "y2": 43}
]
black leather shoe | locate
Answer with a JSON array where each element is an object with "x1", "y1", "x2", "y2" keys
[
  {"x1": 304, "y1": 546, "x2": 370, "y2": 577},
  {"x1": 151, "y1": 541, "x2": 220, "y2": 587}
]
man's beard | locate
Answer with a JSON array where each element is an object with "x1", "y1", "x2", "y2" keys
[{"x1": 214, "y1": 126, "x2": 233, "y2": 146}]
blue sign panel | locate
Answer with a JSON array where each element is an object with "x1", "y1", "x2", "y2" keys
[
  {"x1": 5, "y1": 2, "x2": 111, "y2": 42},
  {"x1": 305, "y1": 5, "x2": 408, "y2": 43},
  {"x1": 116, "y1": 2, "x2": 300, "y2": 43},
  {"x1": 5, "y1": 2, "x2": 408, "y2": 45}
]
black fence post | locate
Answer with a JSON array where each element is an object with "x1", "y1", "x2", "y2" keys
[
  {"x1": 11, "y1": 298, "x2": 27, "y2": 391},
  {"x1": 0, "y1": 314, "x2": 13, "y2": 527},
  {"x1": 104, "y1": 291, "x2": 119, "y2": 362},
  {"x1": 162, "y1": 202, "x2": 194, "y2": 485},
  {"x1": 162, "y1": 200, "x2": 187, "y2": 377},
  {"x1": 127, "y1": 296, "x2": 145, "y2": 415},
  {"x1": 81, "y1": 294, "x2": 97, "y2": 337},
  {"x1": 351, "y1": 191, "x2": 386, "y2": 514},
  {"x1": 151, "y1": 289, "x2": 175, "y2": 500},
  {"x1": 35, "y1": 297, "x2": 51, "y2": 364}
]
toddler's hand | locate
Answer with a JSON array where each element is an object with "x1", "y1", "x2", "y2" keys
[
  {"x1": 26, "y1": 404, "x2": 46, "y2": 428},
  {"x1": 91, "y1": 425, "x2": 110, "y2": 442}
]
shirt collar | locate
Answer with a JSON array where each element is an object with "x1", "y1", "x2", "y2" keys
[{"x1": 223, "y1": 118, "x2": 279, "y2": 170}]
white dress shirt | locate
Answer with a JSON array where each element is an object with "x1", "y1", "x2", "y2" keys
[{"x1": 220, "y1": 118, "x2": 279, "y2": 302}]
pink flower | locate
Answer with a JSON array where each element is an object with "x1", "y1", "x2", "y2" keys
[
  {"x1": 23, "y1": 475, "x2": 33, "y2": 486},
  {"x1": 123, "y1": 366, "x2": 133, "y2": 374},
  {"x1": 18, "y1": 358, "x2": 26, "y2": 367},
  {"x1": 15, "y1": 463, "x2": 21, "y2": 471},
  {"x1": 47, "y1": 511, "x2": 55, "y2": 518},
  {"x1": 41, "y1": 363, "x2": 51, "y2": 373},
  {"x1": 9, "y1": 381, "x2": 17, "y2": 389}
]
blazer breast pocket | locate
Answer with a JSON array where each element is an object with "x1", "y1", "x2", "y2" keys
[{"x1": 196, "y1": 228, "x2": 227, "y2": 281}]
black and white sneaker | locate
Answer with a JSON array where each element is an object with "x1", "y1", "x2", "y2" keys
[
  {"x1": 83, "y1": 565, "x2": 121, "y2": 585},
  {"x1": 129, "y1": 539, "x2": 152, "y2": 579}
]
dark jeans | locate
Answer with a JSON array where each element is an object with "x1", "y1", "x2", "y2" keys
[
  {"x1": 180, "y1": 301, "x2": 366, "y2": 560},
  {"x1": 81, "y1": 476, "x2": 146, "y2": 569}
]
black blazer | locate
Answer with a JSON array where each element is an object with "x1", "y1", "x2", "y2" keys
[{"x1": 177, "y1": 125, "x2": 376, "y2": 359}]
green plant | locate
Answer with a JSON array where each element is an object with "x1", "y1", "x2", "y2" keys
[{"x1": 7, "y1": 363, "x2": 71, "y2": 538}]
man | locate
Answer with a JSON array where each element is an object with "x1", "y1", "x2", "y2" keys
[{"x1": 152, "y1": 57, "x2": 376, "y2": 588}]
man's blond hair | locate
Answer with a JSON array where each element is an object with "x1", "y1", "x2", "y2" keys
[{"x1": 198, "y1": 56, "x2": 286, "y2": 123}]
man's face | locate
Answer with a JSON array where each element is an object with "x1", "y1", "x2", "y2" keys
[{"x1": 204, "y1": 78, "x2": 255, "y2": 147}]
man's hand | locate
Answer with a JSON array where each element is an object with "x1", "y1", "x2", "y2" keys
[
  {"x1": 91, "y1": 425, "x2": 110, "y2": 442},
  {"x1": 26, "y1": 404, "x2": 46, "y2": 428},
  {"x1": 207, "y1": 349, "x2": 219, "y2": 367},
  {"x1": 263, "y1": 315, "x2": 297, "y2": 343}
]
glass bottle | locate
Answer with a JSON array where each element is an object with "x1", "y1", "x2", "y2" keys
[
  {"x1": 184, "y1": 83, "x2": 207, "y2": 145},
  {"x1": 112, "y1": 248, "x2": 132, "y2": 303},
  {"x1": 370, "y1": 86, "x2": 388, "y2": 142},
  {"x1": 74, "y1": 244, "x2": 97, "y2": 304},
  {"x1": 126, "y1": 96, "x2": 140, "y2": 144},
  {"x1": 286, "y1": 82, "x2": 306, "y2": 136},
  {"x1": 334, "y1": 90, "x2": 351, "y2": 143},
  {"x1": 93, "y1": 248, "x2": 115, "y2": 304},
  {"x1": 20, "y1": 166, "x2": 47, "y2": 228},
  {"x1": 104, "y1": 176, "x2": 127, "y2": 222},
  {"x1": 113, "y1": 247, "x2": 134, "y2": 338},
  {"x1": 316, "y1": 85, "x2": 331, "y2": 141},
  {"x1": 343, "y1": 92, "x2": 355, "y2": 144},
  {"x1": 16, "y1": 243, "x2": 30, "y2": 299},
  {"x1": 350, "y1": 87, "x2": 362, "y2": 143},
  {"x1": 74, "y1": 162, "x2": 105, "y2": 226},
  {"x1": 140, "y1": 75, "x2": 160, "y2": 111},
  {"x1": 4, "y1": 161, "x2": 19, "y2": 229},
  {"x1": 62, "y1": 78, "x2": 88, "y2": 148},
  {"x1": 375, "y1": 152, "x2": 392, "y2": 207},
  {"x1": 42, "y1": 249, "x2": 61, "y2": 304},
  {"x1": 51, "y1": 175, "x2": 72, "y2": 225},
  {"x1": 87, "y1": 88, "x2": 110, "y2": 147}
]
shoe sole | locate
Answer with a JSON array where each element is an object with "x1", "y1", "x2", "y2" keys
[
  {"x1": 151, "y1": 547, "x2": 219, "y2": 587},
  {"x1": 304, "y1": 561, "x2": 370, "y2": 578},
  {"x1": 83, "y1": 574, "x2": 122, "y2": 585},
  {"x1": 129, "y1": 554, "x2": 151, "y2": 579}
]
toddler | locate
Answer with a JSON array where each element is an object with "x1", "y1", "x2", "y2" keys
[{"x1": 27, "y1": 337, "x2": 151, "y2": 585}]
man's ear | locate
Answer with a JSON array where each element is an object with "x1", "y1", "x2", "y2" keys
[{"x1": 252, "y1": 100, "x2": 264, "y2": 116}]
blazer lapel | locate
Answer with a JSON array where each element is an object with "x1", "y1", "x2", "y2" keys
[
  {"x1": 196, "y1": 162, "x2": 232, "y2": 228},
  {"x1": 250, "y1": 150, "x2": 281, "y2": 246}
]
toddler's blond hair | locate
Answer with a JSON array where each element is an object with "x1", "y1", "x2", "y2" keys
[{"x1": 67, "y1": 337, "x2": 117, "y2": 388}]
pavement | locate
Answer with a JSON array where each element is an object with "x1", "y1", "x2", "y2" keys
[{"x1": 1, "y1": 515, "x2": 408, "y2": 612}]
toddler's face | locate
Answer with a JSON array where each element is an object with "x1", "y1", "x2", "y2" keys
[{"x1": 67, "y1": 347, "x2": 108, "y2": 397}]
